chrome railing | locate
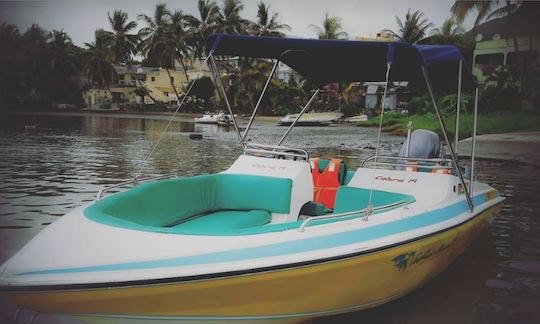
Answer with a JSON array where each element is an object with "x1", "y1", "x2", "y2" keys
[
  {"x1": 298, "y1": 200, "x2": 408, "y2": 232},
  {"x1": 244, "y1": 143, "x2": 309, "y2": 161},
  {"x1": 95, "y1": 174, "x2": 178, "y2": 200},
  {"x1": 361, "y1": 155, "x2": 453, "y2": 172}
]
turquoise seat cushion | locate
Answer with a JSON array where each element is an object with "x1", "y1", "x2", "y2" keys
[
  {"x1": 85, "y1": 174, "x2": 292, "y2": 228},
  {"x1": 333, "y1": 187, "x2": 416, "y2": 213},
  {"x1": 172, "y1": 210, "x2": 271, "y2": 232}
]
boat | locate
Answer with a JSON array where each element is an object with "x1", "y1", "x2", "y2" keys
[
  {"x1": 279, "y1": 111, "x2": 343, "y2": 126},
  {"x1": 344, "y1": 114, "x2": 369, "y2": 123},
  {"x1": 1, "y1": 34, "x2": 504, "y2": 322},
  {"x1": 194, "y1": 111, "x2": 231, "y2": 124}
]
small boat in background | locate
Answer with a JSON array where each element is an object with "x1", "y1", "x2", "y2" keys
[
  {"x1": 344, "y1": 114, "x2": 369, "y2": 123},
  {"x1": 279, "y1": 111, "x2": 343, "y2": 126},
  {"x1": 194, "y1": 112, "x2": 232, "y2": 124}
]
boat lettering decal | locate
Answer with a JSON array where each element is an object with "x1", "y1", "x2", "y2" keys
[
  {"x1": 392, "y1": 242, "x2": 451, "y2": 272},
  {"x1": 485, "y1": 190, "x2": 497, "y2": 201},
  {"x1": 251, "y1": 163, "x2": 287, "y2": 171},
  {"x1": 375, "y1": 176, "x2": 418, "y2": 184}
]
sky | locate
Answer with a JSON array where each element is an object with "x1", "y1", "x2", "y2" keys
[{"x1": 0, "y1": 0, "x2": 477, "y2": 46}]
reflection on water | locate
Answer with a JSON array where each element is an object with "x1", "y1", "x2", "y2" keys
[{"x1": 0, "y1": 113, "x2": 539, "y2": 323}]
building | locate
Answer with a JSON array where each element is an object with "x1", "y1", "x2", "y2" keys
[
  {"x1": 471, "y1": 4, "x2": 540, "y2": 84},
  {"x1": 82, "y1": 59, "x2": 212, "y2": 108}
]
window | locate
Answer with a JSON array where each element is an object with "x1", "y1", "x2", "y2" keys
[
  {"x1": 164, "y1": 92, "x2": 169, "y2": 96},
  {"x1": 151, "y1": 76, "x2": 155, "y2": 82},
  {"x1": 475, "y1": 53, "x2": 504, "y2": 66},
  {"x1": 507, "y1": 50, "x2": 538, "y2": 65}
]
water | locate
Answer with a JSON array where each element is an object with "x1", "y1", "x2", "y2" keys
[{"x1": 0, "y1": 113, "x2": 539, "y2": 323}]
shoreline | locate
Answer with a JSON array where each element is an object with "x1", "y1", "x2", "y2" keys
[{"x1": 0, "y1": 110, "x2": 282, "y2": 123}]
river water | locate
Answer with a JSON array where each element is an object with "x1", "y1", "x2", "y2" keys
[{"x1": 0, "y1": 113, "x2": 538, "y2": 323}]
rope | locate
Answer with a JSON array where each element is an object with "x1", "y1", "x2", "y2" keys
[
  {"x1": 138, "y1": 53, "x2": 213, "y2": 176},
  {"x1": 366, "y1": 63, "x2": 392, "y2": 213}
]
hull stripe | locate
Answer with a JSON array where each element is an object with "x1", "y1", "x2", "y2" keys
[{"x1": 17, "y1": 194, "x2": 491, "y2": 276}]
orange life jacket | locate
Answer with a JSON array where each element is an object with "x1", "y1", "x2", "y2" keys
[
  {"x1": 403, "y1": 162, "x2": 418, "y2": 172},
  {"x1": 432, "y1": 163, "x2": 450, "y2": 174},
  {"x1": 311, "y1": 158, "x2": 342, "y2": 209}
]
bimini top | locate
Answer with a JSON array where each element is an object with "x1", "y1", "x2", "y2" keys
[{"x1": 206, "y1": 33, "x2": 475, "y2": 87}]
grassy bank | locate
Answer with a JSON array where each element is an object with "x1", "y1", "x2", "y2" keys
[{"x1": 358, "y1": 111, "x2": 540, "y2": 138}]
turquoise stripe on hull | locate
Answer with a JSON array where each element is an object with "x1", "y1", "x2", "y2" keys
[{"x1": 18, "y1": 194, "x2": 490, "y2": 276}]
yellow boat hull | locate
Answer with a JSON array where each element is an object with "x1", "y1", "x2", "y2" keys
[{"x1": 6, "y1": 204, "x2": 500, "y2": 321}]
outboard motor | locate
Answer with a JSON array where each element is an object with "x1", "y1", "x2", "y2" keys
[{"x1": 398, "y1": 129, "x2": 441, "y2": 159}]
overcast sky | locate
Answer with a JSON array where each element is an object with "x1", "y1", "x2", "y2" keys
[{"x1": 0, "y1": 0, "x2": 476, "y2": 46}]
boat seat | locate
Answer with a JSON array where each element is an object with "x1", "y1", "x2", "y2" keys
[
  {"x1": 85, "y1": 174, "x2": 292, "y2": 231},
  {"x1": 171, "y1": 210, "x2": 271, "y2": 232},
  {"x1": 333, "y1": 186, "x2": 416, "y2": 213}
]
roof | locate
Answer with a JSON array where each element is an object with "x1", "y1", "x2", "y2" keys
[
  {"x1": 470, "y1": 2, "x2": 540, "y2": 40},
  {"x1": 206, "y1": 33, "x2": 475, "y2": 88}
]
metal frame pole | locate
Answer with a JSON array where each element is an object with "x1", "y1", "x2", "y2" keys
[
  {"x1": 276, "y1": 88, "x2": 320, "y2": 146},
  {"x1": 470, "y1": 87, "x2": 479, "y2": 196},
  {"x1": 421, "y1": 65, "x2": 474, "y2": 211},
  {"x1": 242, "y1": 60, "x2": 279, "y2": 142},
  {"x1": 455, "y1": 60, "x2": 463, "y2": 155},
  {"x1": 209, "y1": 55, "x2": 244, "y2": 148}
]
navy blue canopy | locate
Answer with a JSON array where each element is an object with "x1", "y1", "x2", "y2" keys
[{"x1": 206, "y1": 34, "x2": 474, "y2": 88}]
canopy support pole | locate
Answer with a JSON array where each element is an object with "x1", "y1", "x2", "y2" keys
[
  {"x1": 470, "y1": 87, "x2": 479, "y2": 196},
  {"x1": 276, "y1": 88, "x2": 320, "y2": 146},
  {"x1": 242, "y1": 60, "x2": 279, "y2": 142},
  {"x1": 209, "y1": 55, "x2": 244, "y2": 148},
  {"x1": 455, "y1": 60, "x2": 463, "y2": 155},
  {"x1": 421, "y1": 65, "x2": 474, "y2": 211}
]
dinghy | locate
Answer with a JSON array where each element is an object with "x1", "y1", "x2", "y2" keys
[
  {"x1": 1, "y1": 34, "x2": 504, "y2": 322},
  {"x1": 278, "y1": 111, "x2": 343, "y2": 126}
]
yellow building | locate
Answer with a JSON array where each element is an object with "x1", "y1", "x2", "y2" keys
[{"x1": 83, "y1": 60, "x2": 213, "y2": 108}]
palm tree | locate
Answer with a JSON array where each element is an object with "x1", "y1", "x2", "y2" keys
[
  {"x1": 47, "y1": 30, "x2": 79, "y2": 80},
  {"x1": 430, "y1": 17, "x2": 464, "y2": 37},
  {"x1": 81, "y1": 29, "x2": 117, "y2": 95},
  {"x1": 216, "y1": 0, "x2": 250, "y2": 34},
  {"x1": 227, "y1": 57, "x2": 272, "y2": 110},
  {"x1": 422, "y1": 17, "x2": 471, "y2": 56},
  {"x1": 0, "y1": 23, "x2": 22, "y2": 103},
  {"x1": 310, "y1": 13, "x2": 348, "y2": 40},
  {"x1": 190, "y1": 0, "x2": 221, "y2": 57},
  {"x1": 138, "y1": 3, "x2": 171, "y2": 66},
  {"x1": 157, "y1": 10, "x2": 194, "y2": 99},
  {"x1": 252, "y1": 2, "x2": 290, "y2": 36},
  {"x1": 107, "y1": 10, "x2": 138, "y2": 64},
  {"x1": 386, "y1": 9, "x2": 433, "y2": 43}
]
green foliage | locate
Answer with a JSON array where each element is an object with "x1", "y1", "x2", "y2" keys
[
  {"x1": 341, "y1": 103, "x2": 358, "y2": 117},
  {"x1": 189, "y1": 76, "x2": 215, "y2": 103},
  {"x1": 264, "y1": 82, "x2": 306, "y2": 115}
]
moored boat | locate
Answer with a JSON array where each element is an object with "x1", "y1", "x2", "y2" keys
[
  {"x1": 194, "y1": 111, "x2": 231, "y2": 124},
  {"x1": 278, "y1": 111, "x2": 343, "y2": 126},
  {"x1": 0, "y1": 33, "x2": 504, "y2": 323}
]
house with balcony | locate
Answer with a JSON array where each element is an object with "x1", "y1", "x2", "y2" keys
[
  {"x1": 472, "y1": 4, "x2": 540, "y2": 84},
  {"x1": 82, "y1": 59, "x2": 212, "y2": 108}
]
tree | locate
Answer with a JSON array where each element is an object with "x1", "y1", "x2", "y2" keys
[
  {"x1": 189, "y1": 76, "x2": 215, "y2": 106},
  {"x1": 385, "y1": 9, "x2": 433, "y2": 43},
  {"x1": 0, "y1": 23, "x2": 22, "y2": 104},
  {"x1": 81, "y1": 29, "x2": 117, "y2": 94},
  {"x1": 310, "y1": 13, "x2": 348, "y2": 40},
  {"x1": 106, "y1": 10, "x2": 139, "y2": 64},
  {"x1": 252, "y1": 2, "x2": 290, "y2": 36},
  {"x1": 138, "y1": 3, "x2": 171, "y2": 66},
  {"x1": 216, "y1": 0, "x2": 250, "y2": 34},
  {"x1": 189, "y1": 0, "x2": 221, "y2": 57},
  {"x1": 156, "y1": 10, "x2": 195, "y2": 101},
  {"x1": 422, "y1": 17, "x2": 472, "y2": 57}
]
